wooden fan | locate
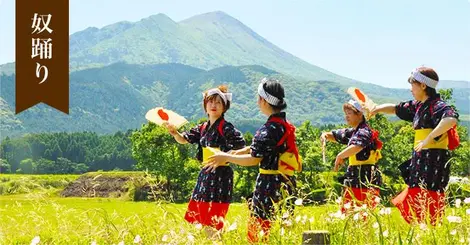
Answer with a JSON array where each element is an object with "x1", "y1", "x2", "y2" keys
[
  {"x1": 145, "y1": 107, "x2": 188, "y2": 128},
  {"x1": 347, "y1": 87, "x2": 377, "y2": 119}
]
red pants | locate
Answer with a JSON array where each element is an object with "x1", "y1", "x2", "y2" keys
[
  {"x1": 392, "y1": 186, "x2": 445, "y2": 225},
  {"x1": 247, "y1": 217, "x2": 271, "y2": 243},
  {"x1": 184, "y1": 199, "x2": 229, "y2": 230},
  {"x1": 341, "y1": 187, "x2": 380, "y2": 213}
]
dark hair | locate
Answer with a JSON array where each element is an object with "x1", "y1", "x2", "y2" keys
[
  {"x1": 262, "y1": 79, "x2": 287, "y2": 110},
  {"x1": 408, "y1": 67, "x2": 439, "y2": 98},
  {"x1": 203, "y1": 85, "x2": 230, "y2": 113}
]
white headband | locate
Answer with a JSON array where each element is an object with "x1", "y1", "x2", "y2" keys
[
  {"x1": 348, "y1": 100, "x2": 363, "y2": 112},
  {"x1": 258, "y1": 82, "x2": 281, "y2": 106},
  {"x1": 203, "y1": 88, "x2": 232, "y2": 105},
  {"x1": 410, "y1": 69, "x2": 438, "y2": 89}
]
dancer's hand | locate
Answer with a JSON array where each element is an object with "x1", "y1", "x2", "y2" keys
[
  {"x1": 333, "y1": 156, "x2": 344, "y2": 172},
  {"x1": 368, "y1": 104, "x2": 379, "y2": 117},
  {"x1": 163, "y1": 122, "x2": 177, "y2": 136},
  {"x1": 414, "y1": 136, "x2": 431, "y2": 152},
  {"x1": 204, "y1": 152, "x2": 230, "y2": 172},
  {"x1": 320, "y1": 132, "x2": 333, "y2": 143}
]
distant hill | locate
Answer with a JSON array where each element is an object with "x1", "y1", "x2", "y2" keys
[
  {"x1": 439, "y1": 80, "x2": 470, "y2": 89},
  {"x1": 66, "y1": 11, "x2": 355, "y2": 84},
  {"x1": 1, "y1": 63, "x2": 468, "y2": 138},
  {"x1": 0, "y1": 63, "x2": 347, "y2": 137},
  {"x1": 1, "y1": 11, "x2": 468, "y2": 138}
]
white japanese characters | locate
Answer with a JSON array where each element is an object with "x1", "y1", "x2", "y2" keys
[{"x1": 31, "y1": 13, "x2": 53, "y2": 84}]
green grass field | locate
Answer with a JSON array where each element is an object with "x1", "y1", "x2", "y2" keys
[
  {"x1": 1, "y1": 173, "x2": 469, "y2": 244},
  {"x1": 0, "y1": 174, "x2": 80, "y2": 196},
  {"x1": 1, "y1": 194, "x2": 469, "y2": 245}
]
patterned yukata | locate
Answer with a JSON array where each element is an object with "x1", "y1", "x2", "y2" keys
[
  {"x1": 247, "y1": 112, "x2": 297, "y2": 242},
  {"x1": 393, "y1": 95, "x2": 459, "y2": 224},
  {"x1": 182, "y1": 117, "x2": 245, "y2": 230},
  {"x1": 332, "y1": 120, "x2": 382, "y2": 212}
]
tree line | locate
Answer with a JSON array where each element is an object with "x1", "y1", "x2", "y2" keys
[{"x1": 0, "y1": 89, "x2": 468, "y2": 202}]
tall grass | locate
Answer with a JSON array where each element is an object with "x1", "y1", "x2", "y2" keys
[
  {"x1": 1, "y1": 193, "x2": 469, "y2": 244},
  {"x1": 1, "y1": 173, "x2": 469, "y2": 244}
]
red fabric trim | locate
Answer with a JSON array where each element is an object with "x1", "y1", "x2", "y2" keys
[
  {"x1": 341, "y1": 187, "x2": 380, "y2": 213},
  {"x1": 247, "y1": 217, "x2": 271, "y2": 243},
  {"x1": 184, "y1": 199, "x2": 229, "y2": 230},
  {"x1": 392, "y1": 187, "x2": 445, "y2": 225}
]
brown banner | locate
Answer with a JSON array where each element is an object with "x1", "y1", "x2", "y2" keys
[{"x1": 16, "y1": 0, "x2": 69, "y2": 114}]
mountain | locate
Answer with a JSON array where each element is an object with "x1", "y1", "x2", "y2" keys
[
  {"x1": 66, "y1": 11, "x2": 355, "y2": 84},
  {"x1": 1, "y1": 11, "x2": 468, "y2": 137},
  {"x1": 1, "y1": 63, "x2": 468, "y2": 138},
  {"x1": 0, "y1": 63, "x2": 346, "y2": 138}
]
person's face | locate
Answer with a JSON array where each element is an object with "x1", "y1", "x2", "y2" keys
[
  {"x1": 410, "y1": 80, "x2": 427, "y2": 101},
  {"x1": 257, "y1": 96, "x2": 270, "y2": 116},
  {"x1": 344, "y1": 108, "x2": 362, "y2": 126},
  {"x1": 205, "y1": 95, "x2": 224, "y2": 118}
]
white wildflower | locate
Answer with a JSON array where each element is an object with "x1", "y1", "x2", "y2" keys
[
  {"x1": 161, "y1": 234, "x2": 169, "y2": 242},
  {"x1": 283, "y1": 219, "x2": 293, "y2": 227},
  {"x1": 295, "y1": 198, "x2": 303, "y2": 206},
  {"x1": 295, "y1": 215, "x2": 301, "y2": 223},
  {"x1": 91, "y1": 242, "x2": 97, "y2": 245},
  {"x1": 228, "y1": 222, "x2": 237, "y2": 231},
  {"x1": 330, "y1": 210, "x2": 343, "y2": 219},
  {"x1": 344, "y1": 202, "x2": 351, "y2": 210},
  {"x1": 379, "y1": 208, "x2": 391, "y2": 215},
  {"x1": 118, "y1": 241, "x2": 124, "y2": 245},
  {"x1": 467, "y1": 209, "x2": 470, "y2": 215},
  {"x1": 464, "y1": 197, "x2": 470, "y2": 204},
  {"x1": 450, "y1": 230, "x2": 457, "y2": 236},
  {"x1": 447, "y1": 215, "x2": 462, "y2": 223},
  {"x1": 187, "y1": 234, "x2": 195, "y2": 242},
  {"x1": 374, "y1": 196, "x2": 381, "y2": 204},
  {"x1": 419, "y1": 223, "x2": 427, "y2": 231},
  {"x1": 302, "y1": 215, "x2": 308, "y2": 224},
  {"x1": 374, "y1": 197, "x2": 380, "y2": 204},
  {"x1": 455, "y1": 198, "x2": 462, "y2": 208},
  {"x1": 309, "y1": 217, "x2": 315, "y2": 223},
  {"x1": 195, "y1": 223, "x2": 203, "y2": 230},
  {"x1": 372, "y1": 222, "x2": 379, "y2": 229},
  {"x1": 31, "y1": 236, "x2": 40, "y2": 245},
  {"x1": 383, "y1": 230, "x2": 389, "y2": 237},
  {"x1": 353, "y1": 213, "x2": 360, "y2": 221},
  {"x1": 133, "y1": 235, "x2": 141, "y2": 244}
]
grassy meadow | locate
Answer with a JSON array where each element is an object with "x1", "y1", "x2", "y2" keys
[{"x1": 0, "y1": 174, "x2": 469, "y2": 245}]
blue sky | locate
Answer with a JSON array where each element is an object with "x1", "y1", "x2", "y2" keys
[{"x1": 1, "y1": 0, "x2": 469, "y2": 88}]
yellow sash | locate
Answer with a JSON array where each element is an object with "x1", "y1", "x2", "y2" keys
[
  {"x1": 259, "y1": 152, "x2": 302, "y2": 177},
  {"x1": 202, "y1": 147, "x2": 229, "y2": 166},
  {"x1": 259, "y1": 169, "x2": 281, "y2": 175},
  {"x1": 348, "y1": 150, "x2": 382, "y2": 166},
  {"x1": 414, "y1": 128, "x2": 448, "y2": 149},
  {"x1": 259, "y1": 169, "x2": 293, "y2": 181}
]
